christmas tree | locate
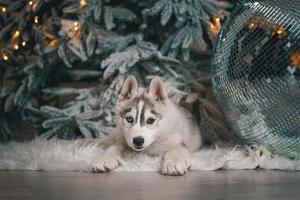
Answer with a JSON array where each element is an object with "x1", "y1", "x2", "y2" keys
[{"x1": 0, "y1": 0, "x2": 235, "y2": 143}]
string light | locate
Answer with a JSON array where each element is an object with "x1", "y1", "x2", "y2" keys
[
  {"x1": 209, "y1": 16, "x2": 221, "y2": 37},
  {"x1": 248, "y1": 22, "x2": 255, "y2": 29},
  {"x1": 290, "y1": 52, "x2": 300, "y2": 69},
  {"x1": 1, "y1": 6, "x2": 7, "y2": 13},
  {"x1": 13, "y1": 30, "x2": 20, "y2": 39},
  {"x1": 14, "y1": 44, "x2": 19, "y2": 50},
  {"x1": 80, "y1": 0, "x2": 87, "y2": 7},
  {"x1": 14, "y1": 30, "x2": 20, "y2": 37},
  {"x1": 213, "y1": 16, "x2": 220, "y2": 24},
  {"x1": 29, "y1": 1, "x2": 33, "y2": 6},
  {"x1": 276, "y1": 26, "x2": 286, "y2": 36},
  {"x1": 49, "y1": 40, "x2": 57, "y2": 47},
  {"x1": 49, "y1": 38, "x2": 62, "y2": 47},
  {"x1": 2, "y1": 52, "x2": 8, "y2": 61},
  {"x1": 22, "y1": 41, "x2": 26, "y2": 47},
  {"x1": 73, "y1": 21, "x2": 79, "y2": 31},
  {"x1": 34, "y1": 16, "x2": 39, "y2": 24}
]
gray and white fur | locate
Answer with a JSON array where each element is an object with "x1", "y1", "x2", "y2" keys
[{"x1": 92, "y1": 75, "x2": 202, "y2": 176}]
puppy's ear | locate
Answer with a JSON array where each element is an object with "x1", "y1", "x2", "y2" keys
[
  {"x1": 119, "y1": 75, "x2": 138, "y2": 100},
  {"x1": 149, "y1": 76, "x2": 168, "y2": 104}
]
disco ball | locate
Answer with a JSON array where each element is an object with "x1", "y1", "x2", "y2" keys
[{"x1": 212, "y1": 0, "x2": 300, "y2": 159}]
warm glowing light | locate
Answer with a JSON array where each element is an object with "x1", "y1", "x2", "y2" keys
[
  {"x1": 29, "y1": 1, "x2": 33, "y2": 6},
  {"x1": 248, "y1": 23, "x2": 255, "y2": 29},
  {"x1": 1, "y1": 6, "x2": 6, "y2": 13},
  {"x1": 214, "y1": 16, "x2": 220, "y2": 23},
  {"x1": 2, "y1": 53, "x2": 8, "y2": 61},
  {"x1": 14, "y1": 44, "x2": 19, "y2": 50},
  {"x1": 276, "y1": 26, "x2": 286, "y2": 35},
  {"x1": 22, "y1": 41, "x2": 26, "y2": 46},
  {"x1": 80, "y1": 0, "x2": 87, "y2": 7},
  {"x1": 208, "y1": 16, "x2": 221, "y2": 37},
  {"x1": 290, "y1": 52, "x2": 300, "y2": 69},
  {"x1": 73, "y1": 21, "x2": 79, "y2": 31},
  {"x1": 13, "y1": 30, "x2": 20, "y2": 39},
  {"x1": 15, "y1": 30, "x2": 20, "y2": 37},
  {"x1": 211, "y1": 16, "x2": 221, "y2": 26},
  {"x1": 49, "y1": 38, "x2": 62, "y2": 47},
  {"x1": 49, "y1": 40, "x2": 57, "y2": 47},
  {"x1": 34, "y1": 16, "x2": 39, "y2": 24}
]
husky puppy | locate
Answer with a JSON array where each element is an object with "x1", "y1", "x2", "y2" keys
[{"x1": 92, "y1": 75, "x2": 202, "y2": 176}]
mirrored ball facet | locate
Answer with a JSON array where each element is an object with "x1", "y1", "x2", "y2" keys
[{"x1": 212, "y1": 0, "x2": 300, "y2": 159}]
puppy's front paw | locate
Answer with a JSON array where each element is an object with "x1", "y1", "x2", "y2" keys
[
  {"x1": 92, "y1": 155, "x2": 122, "y2": 173},
  {"x1": 161, "y1": 160, "x2": 188, "y2": 176}
]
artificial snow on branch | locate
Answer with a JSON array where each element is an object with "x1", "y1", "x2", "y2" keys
[{"x1": 0, "y1": 0, "x2": 234, "y2": 144}]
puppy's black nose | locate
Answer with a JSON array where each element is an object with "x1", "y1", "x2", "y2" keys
[{"x1": 133, "y1": 137, "x2": 144, "y2": 147}]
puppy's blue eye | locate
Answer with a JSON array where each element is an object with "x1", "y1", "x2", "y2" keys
[
  {"x1": 146, "y1": 118, "x2": 155, "y2": 125},
  {"x1": 126, "y1": 116, "x2": 134, "y2": 123}
]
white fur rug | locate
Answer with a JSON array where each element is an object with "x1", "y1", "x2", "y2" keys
[{"x1": 0, "y1": 139, "x2": 300, "y2": 172}]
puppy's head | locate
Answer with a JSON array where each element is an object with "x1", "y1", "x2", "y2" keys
[{"x1": 115, "y1": 75, "x2": 169, "y2": 151}]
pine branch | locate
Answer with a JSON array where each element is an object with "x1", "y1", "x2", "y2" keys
[{"x1": 0, "y1": 0, "x2": 232, "y2": 142}]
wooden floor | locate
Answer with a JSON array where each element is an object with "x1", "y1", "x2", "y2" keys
[{"x1": 0, "y1": 170, "x2": 300, "y2": 200}]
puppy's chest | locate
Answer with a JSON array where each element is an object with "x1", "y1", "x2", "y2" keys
[
  {"x1": 144, "y1": 135, "x2": 184, "y2": 155},
  {"x1": 144, "y1": 144, "x2": 167, "y2": 156}
]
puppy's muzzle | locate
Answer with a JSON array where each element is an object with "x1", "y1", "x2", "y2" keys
[{"x1": 132, "y1": 137, "x2": 144, "y2": 149}]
